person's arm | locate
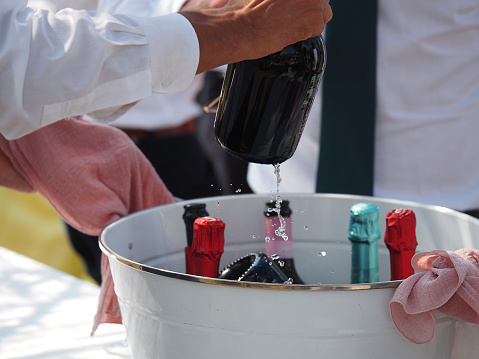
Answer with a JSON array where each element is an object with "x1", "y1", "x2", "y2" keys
[
  {"x1": 1, "y1": 1, "x2": 199, "y2": 140},
  {"x1": 97, "y1": 0, "x2": 227, "y2": 16},
  {"x1": 0, "y1": 0, "x2": 331, "y2": 140},
  {"x1": 98, "y1": 0, "x2": 188, "y2": 16},
  {"x1": 99, "y1": 0, "x2": 332, "y2": 71},
  {"x1": 182, "y1": 0, "x2": 332, "y2": 73}
]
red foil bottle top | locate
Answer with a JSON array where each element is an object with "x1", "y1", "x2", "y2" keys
[
  {"x1": 384, "y1": 209, "x2": 418, "y2": 280},
  {"x1": 191, "y1": 217, "x2": 225, "y2": 278}
]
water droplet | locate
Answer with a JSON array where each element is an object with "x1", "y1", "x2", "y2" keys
[
  {"x1": 304, "y1": 225, "x2": 309, "y2": 231},
  {"x1": 318, "y1": 251, "x2": 327, "y2": 257},
  {"x1": 265, "y1": 236, "x2": 271, "y2": 242},
  {"x1": 217, "y1": 201, "x2": 220, "y2": 206},
  {"x1": 285, "y1": 278, "x2": 293, "y2": 284},
  {"x1": 278, "y1": 260, "x2": 284, "y2": 267},
  {"x1": 271, "y1": 254, "x2": 280, "y2": 260},
  {"x1": 235, "y1": 188, "x2": 242, "y2": 193}
]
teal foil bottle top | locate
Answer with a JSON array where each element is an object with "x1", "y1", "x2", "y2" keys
[{"x1": 348, "y1": 203, "x2": 380, "y2": 284}]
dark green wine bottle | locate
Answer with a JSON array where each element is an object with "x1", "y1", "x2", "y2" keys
[{"x1": 214, "y1": 35, "x2": 326, "y2": 164}]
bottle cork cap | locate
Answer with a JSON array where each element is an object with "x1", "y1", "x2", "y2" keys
[
  {"x1": 384, "y1": 209, "x2": 417, "y2": 251},
  {"x1": 348, "y1": 203, "x2": 381, "y2": 244},
  {"x1": 192, "y1": 217, "x2": 225, "y2": 255}
]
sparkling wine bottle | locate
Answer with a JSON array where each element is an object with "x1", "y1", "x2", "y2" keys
[
  {"x1": 264, "y1": 200, "x2": 304, "y2": 284},
  {"x1": 182, "y1": 203, "x2": 209, "y2": 274},
  {"x1": 191, "y1": 216, "x2": 225, "y2": 278},
  {"x1": 348, "y1": 203, "x2": 380, "y2": 284},
  {"x1": 384, "y1": 209, "x2": 418, "y2": 280},
  {"x1": 214, "y1": 35, "x2": 326, "y2": 164}
]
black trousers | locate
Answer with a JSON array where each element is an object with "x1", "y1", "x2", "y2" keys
[{"x1": 195, "y1": 71, "x2": 253, "y2": 195}]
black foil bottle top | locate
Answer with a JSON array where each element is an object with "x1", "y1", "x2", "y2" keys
[
  {"x1": 264, "y1": 200, "x2": 292, "y2": 217},
  {"x1": 182, "y1": 203, "x2": 209, "y2": 247}
]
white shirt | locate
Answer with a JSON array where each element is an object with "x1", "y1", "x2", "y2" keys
[
  {"x1": 29, "y1": 0, "x2": 203, "y2": 131},
  {"x1": 108, "y1": 80, "x2": 204, "y2": 130},
  {"x1": 248, "y1": 0, "x2": 479, "y2": 211},
  {"x1": 0, "y1": 0, "x2": 199, "y2": 139},
  {"x1": 97, "y1": 0, "x2": 186, "y2": 17},
  {"x1": 95, "y1": 0, "x2": 204, "y2": 130}
]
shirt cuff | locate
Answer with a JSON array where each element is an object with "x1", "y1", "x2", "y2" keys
[
  {"x1": 135, "y1": 13, "x2": 199, "y2": 94},
  {"x1": 151, "y1": 0, "x2": 189, "y2": 16}
]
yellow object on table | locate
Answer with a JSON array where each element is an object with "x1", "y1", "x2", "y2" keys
[{"x1": 0, "y1": 187, "x2": 94, "y2": 283}]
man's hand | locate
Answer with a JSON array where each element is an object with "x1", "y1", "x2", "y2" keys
[{"x1": 180, "y1": 0, "x2": 332, "y2": 73}]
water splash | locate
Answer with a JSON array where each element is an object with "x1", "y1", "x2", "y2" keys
[{"x1": 272, "y1": 164, "x2": 288, "y2": 241}]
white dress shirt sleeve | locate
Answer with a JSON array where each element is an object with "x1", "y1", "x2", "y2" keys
[
  {"x1": 0, "y1": 0, "x2": 199, "y2": 139},
  {"x1": 97, "y1": 0, "x2": 187, "y2": 17}
]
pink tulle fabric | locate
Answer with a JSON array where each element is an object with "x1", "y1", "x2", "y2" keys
[
  {"x1": 0, "y1": 116, "x2": 174, "y2": 334},
  {"x1": 390, "y1": 248, "x2": 479, "y2": 344}
]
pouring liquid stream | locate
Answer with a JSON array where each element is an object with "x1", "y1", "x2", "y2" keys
[
  {"x1": 269, "y1": 163, "x2": 288, "y2": 241},
  {"x1": 267, "y1": 163, "x2": 294, "y2": 284}
]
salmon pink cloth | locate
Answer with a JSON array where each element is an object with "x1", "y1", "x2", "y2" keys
[
  {"x1": 390, "y1": 249, "x2": 479, "y2": 344},
  {"x1": 0, "y1": 116, "x2": 174, "y2": 334}
]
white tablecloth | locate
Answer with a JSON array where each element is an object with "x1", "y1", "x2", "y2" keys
[{"x1": 0, "y1": 247, "x2": 129, "y2": 359}]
